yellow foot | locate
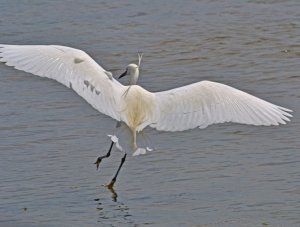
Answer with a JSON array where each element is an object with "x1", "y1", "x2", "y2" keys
[
  {"x1": 94, "y1": 158, "x2": 102, "y2": 170},
  {"x1": 106, "y1": 179, "x2": 116, "y2": 189},
  {"x1": 104, "y1": 183, "x2": 118, "y2": 202}
]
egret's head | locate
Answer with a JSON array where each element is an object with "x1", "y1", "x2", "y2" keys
[{"x1": 118, "y1": 53, "x2": 143, "y2": 85}]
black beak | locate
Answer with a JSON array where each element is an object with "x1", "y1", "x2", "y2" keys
[{"x1": 118, "y1": 70, "x2": 127, "y2": 79}]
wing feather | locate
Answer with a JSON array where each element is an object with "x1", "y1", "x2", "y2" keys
[
  {"x1": 0, "y1": 44, "x2": 127, "y2": 121},
  {"x1": 151, "y1": 80, "x2": 292, "y2": 131}
]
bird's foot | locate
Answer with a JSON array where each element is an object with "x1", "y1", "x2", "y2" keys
[
  {"x1": 106, "y1": 179, "x2": 116, "y2": 190},
  {"x1": 103, "y1": 183, "x2": 118, "y2": 202},
  {"x1": 94, "y1": 157, "x2": 102, "y2": 170}
]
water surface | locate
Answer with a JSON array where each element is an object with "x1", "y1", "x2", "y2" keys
[{"x1": 0, "y1": 0, "x2": 299, "y2": 226}]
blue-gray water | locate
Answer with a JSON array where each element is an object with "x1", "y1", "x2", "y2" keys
[{"x1": 0, "y1": 0, "x2": 299, "y2": 226}]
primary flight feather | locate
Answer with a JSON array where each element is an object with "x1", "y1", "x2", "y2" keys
[{"x1": 0, "y1": 44, "x2": 292, "y2": 153}]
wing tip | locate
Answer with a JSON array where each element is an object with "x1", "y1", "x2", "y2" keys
[{"x1": 279, "y1": 106, "x2": 293, "y2": 112}]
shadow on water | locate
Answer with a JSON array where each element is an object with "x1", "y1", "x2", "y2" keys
[{"x1": 94, "y1": 186, "x2": 136, "y2": 226}]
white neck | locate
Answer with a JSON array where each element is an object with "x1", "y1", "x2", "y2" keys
[{"x1": 129, "y1": 68, "x2": 139, "y2": 85}]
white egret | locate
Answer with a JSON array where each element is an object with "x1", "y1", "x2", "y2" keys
[
  {"x1": 94, "y1": 53, "x2": 143, "y2": 188},
  {"x1": 0, "y1": 44, "x2": 293, "y2": 187}
]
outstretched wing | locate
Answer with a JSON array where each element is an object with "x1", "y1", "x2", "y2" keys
[
  {"x1": 151, "y1": 80, "x2": 292, "y2": 131},
  {"x1": 0, "y1": 44, "x2": 127, "y2": 121}
]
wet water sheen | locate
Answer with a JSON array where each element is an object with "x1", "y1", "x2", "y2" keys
[{"x1": 0, "y1": 0, "x2": 299, "y2": 226}]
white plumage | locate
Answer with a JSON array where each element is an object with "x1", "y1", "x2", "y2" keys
[
  {"x1": 153, "y1": 80, "x2": 291, "y2": 131},
  {"x1": 0, "y1": 44, "x2": 292, "y2": 153}
]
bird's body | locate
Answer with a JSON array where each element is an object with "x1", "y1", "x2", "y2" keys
[
  {"x1": 121, "y1": 85, "x2": 155, "y2": 149},
  {"x1": 0, "y1": 44, "x2": 293, "y2": 154}
]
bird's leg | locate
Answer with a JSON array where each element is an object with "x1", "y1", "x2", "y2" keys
[
  {"x1": 106, "y1": 153, "x2": 127, "y2": 189},
  {"x1": 94, "y1": 141, "x2": 114, "y2": 170}
]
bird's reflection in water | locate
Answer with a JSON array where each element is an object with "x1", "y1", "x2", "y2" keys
[{"x1": 95, "y1": 186, "x2": 135, "y2": 225}]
